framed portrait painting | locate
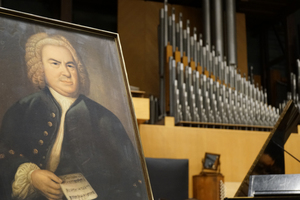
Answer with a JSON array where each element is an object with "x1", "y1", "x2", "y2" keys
[{"x1": 0, "y1": 7, "x2": 153, "y2": 200}]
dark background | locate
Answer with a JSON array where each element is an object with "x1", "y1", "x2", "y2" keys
[{"x1": 2, "y1": 0, "x2": 300, "y2": 107}]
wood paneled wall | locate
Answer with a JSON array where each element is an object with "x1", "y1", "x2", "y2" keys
[
  {"x1": 139, "y1": 120, "x2": 267, "y2": 197},
  {"x1": 118, "y1": 0, "x2": 248, "y2": 97},
  {"x1": 236, "y1": 13, "x2": 248, "y2": 76}
]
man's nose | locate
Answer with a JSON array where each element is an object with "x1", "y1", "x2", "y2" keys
[{"x1": 61, "y1": 63, "x2": 71, "y2": 77}]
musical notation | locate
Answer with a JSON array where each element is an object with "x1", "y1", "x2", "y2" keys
[{"x1": 60, "y1": 173, "x2": 98, "y2": 200}]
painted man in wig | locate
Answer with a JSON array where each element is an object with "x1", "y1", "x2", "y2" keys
[{"x1": 0, "y1": 33, "x2": 145, "y2": 200}]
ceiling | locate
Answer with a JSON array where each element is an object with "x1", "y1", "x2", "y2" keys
[
  {"x1": 147, "y1": 0, "x2": 300, "y2": 27},
  {"x1": 237, "y1": 0, "x2": 300, "y2": 27}
]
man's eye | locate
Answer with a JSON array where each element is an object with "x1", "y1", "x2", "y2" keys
[
  {"x1": 67, "y1": 64, "x2": 75, "y2": 68},
  {"x1": 51, "y1": 62, "x2": 59, "y2": 66}
]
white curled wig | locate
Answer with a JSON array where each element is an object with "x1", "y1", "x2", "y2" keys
[{"x1": 25, "y1": 32, "x2": 90, "y2": 95}]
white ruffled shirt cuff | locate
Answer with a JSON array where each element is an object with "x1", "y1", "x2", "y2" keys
[{"x1": 12, "y1": 162, "x2": 40, "y2": 199}]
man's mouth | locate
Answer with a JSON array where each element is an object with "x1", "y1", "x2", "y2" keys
[{"x1": 60, "y1": 79, "x2": 73, "y2": 84}]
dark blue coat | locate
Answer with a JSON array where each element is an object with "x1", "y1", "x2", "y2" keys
[{"x1": 0, "y1": 87, "x2": 147, "y2": 199}]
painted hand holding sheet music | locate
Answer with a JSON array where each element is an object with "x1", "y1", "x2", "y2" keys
[
  {"x1": 31, "y1": 169, "x2": 64, "y2": 200},
  {"x1": 31, "y1": 172, "x2": 98, "y2": 200}
]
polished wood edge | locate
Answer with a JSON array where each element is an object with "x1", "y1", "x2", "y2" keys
[{"x1": 176, "y1": 121, "x2": 274, "y2": 130}]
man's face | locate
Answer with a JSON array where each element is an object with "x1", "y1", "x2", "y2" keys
[{"x1": 42, "y1": 45, "x2": 79, "y2": 97}]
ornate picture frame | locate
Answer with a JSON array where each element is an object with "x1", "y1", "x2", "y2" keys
[{"x1": 0, "y1": 7, "x2": 152, "y2": 200}]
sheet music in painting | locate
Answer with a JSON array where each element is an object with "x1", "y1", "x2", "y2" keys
[{"x1": 60, "y1": 173, "x2": 98, "y2": 200}]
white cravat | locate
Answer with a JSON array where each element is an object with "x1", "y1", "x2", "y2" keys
[{"x1": 46, "y1": 87, "x2": 77, "y2": 172}]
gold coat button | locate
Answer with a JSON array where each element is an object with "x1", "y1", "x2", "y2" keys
[
  {"x1": 9, "y1": 150, "x2": 15, "y2": 155},
  {"x1": 51, "y1": 113, "x2": 55, "y2": 118},
  {"x1": 33, "y1": 149, "x2": 38, "y2": 154},
  {"x1": 39, "y1": 163, "x2": 43, "y2": 167},
  {"x1": 44, "y1": 131, "x2": 48, "y2": 136},
  {"x1": 38, "y1": 140, "x2": 44, "y2": 145},
  {"x1": 42, "y1": 156, "x2": 46, "y2": 159},
  {"x1": 0, "y1": 154, "x2": 5, "y2": 159},
  {"x1": 47, "y1": 122, "x2": 53, "y2": 127}
]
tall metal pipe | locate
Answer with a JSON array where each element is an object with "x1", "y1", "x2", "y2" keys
[
  {"x1": 164, "y1": 0, "x2": 168, "y2": 47},
  {"x1": 213, "y1": 0, "x2": 224, "y2": 59},
  {"x1": 179, "y1": 13, "x2": 183, "y2": 56},
  {"x1": 187, "y1": 20, "x2": 191, "y2": 63},
  {"x1": 226, "y1": 0, "x2": 237, "y2": 67},
  {"x1": 159, "y1": 8, "x2": 165, "y2": 116},
  {"x1": 203, "y1": 0, "x2": 211, "y2": 51},
  {"x1": 172, "y1": 8, "x2": 176, "y2": 52},
  {"x1": 159, "y1": 8, "x2": 164, "y2": 77}
]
